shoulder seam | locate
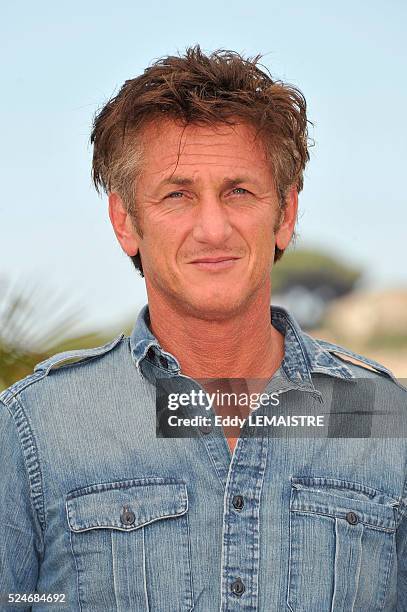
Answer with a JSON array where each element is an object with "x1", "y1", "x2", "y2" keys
[
  {"x1": 316, "y1": 339, "x2": 392, "y2": 372},
  {"x1": 33, "y1": 333, "x2": 125, "y2": 375},
  {"x1": 0, "y1": 335, "x2": 127, "y2": 405},
  {"x1": 1, "y1": 396, "x2": 46, "y2": 532},
  {"x1": 316, "y1": 339, "x2": 407, "y2": 392},
  {"x1": 0, "y1": 370, "x2": 48, "y2": 405}
]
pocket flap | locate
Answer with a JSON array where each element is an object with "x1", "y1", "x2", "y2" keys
[
  {"x1": 290, "y1": 476, "x2": 397, "y2": 532},
  {"x1": 66, "y1": 478, "x2": 188, "y2": 532}
]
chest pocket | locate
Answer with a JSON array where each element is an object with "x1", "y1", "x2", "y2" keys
[
  {"x1": 287, "y1": 476, "x2": 398, "y2": 612},
  {"x1": 66, "y1": 478, "x2": 193, "y2": 612}
]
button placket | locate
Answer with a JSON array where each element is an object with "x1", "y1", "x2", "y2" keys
[{"x1": 221, "y1": 433, "x2": 269, "y2": 608}]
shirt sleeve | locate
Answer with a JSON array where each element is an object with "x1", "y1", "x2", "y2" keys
[
  {"x1": 396, "y1": 476, "x2": 407, "y2": 610},
  {"x1": 0, "y1": 399, "x2": 43, "y2": 608}
]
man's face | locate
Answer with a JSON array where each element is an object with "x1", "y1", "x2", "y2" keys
[{"x1": 112, "y1": 118, "x2": 296, "y2": 320}]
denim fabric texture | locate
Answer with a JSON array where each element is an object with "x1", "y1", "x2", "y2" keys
[{"x1": 1, "y1": 304, "x2": 407, "y2": 611}]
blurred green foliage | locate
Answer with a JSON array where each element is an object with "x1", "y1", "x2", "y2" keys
[
  {"x1": 271, "y1": 248, "x2": 362, "y2": 295},
  {"x1": 0, "y1": 279, "x2": 111, "y2": 392}
]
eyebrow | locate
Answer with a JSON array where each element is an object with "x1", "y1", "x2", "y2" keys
[{"x1": 156, "y1": 175, "x2": 259, "y2": 190}]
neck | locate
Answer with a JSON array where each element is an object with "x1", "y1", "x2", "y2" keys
[{"x1": 146, "y1": 290, "x2": 285, "y2": 380}]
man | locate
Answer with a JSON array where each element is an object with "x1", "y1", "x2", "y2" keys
[{"x1": 1, "y1": 45, "x2": 406, "y2": 611}]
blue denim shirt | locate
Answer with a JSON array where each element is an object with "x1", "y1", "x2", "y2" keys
[{"x1": 1, "y1": 304, "x2": 406, "y2": 611}]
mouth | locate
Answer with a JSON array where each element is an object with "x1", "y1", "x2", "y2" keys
[{"x1": 188, "y1": 256, "x2": 241, "y2": 271}]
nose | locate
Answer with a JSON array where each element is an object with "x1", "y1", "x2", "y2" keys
[{"x1": 192, "y1": 193, "x2": 233, "y2": 245}]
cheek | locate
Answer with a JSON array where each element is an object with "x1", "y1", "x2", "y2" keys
[
  {"x1": 246, "y1": 222, "x2": 277, "y2": 274},
  {"x1": 142, "y1": 224, "x2": 184, "y2": 270},
  {"x1": 247, "y1": 218, "x2": 276, "y2": 251}
]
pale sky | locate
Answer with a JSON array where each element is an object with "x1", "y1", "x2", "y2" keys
[{"x1": 1, "y1": 0, "x2": 406, "y2": 336}]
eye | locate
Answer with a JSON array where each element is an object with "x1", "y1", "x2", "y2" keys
[
  {"x1": 166, "y1": 191, "x2": 184, "y2": 198},
  {"x1": 231, "y1": 187, "x2": 249, "y2": 195}
]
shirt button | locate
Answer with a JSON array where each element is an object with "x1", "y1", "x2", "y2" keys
[
  {"x1": 231, "y1": 578, "x2": 245, "y2": 597},
  {"x1": 120, "y1": 508, "x2": 136, "y2": 526},
  {"x1": 345, "y1": 511, "x2": 359, "y2": 525},
  {"x1": 199, "y1": 423, "x2": 212, "y2": 434},
  {"x1": 232, "y1": 495, "x2": 244, "y2": 511}
]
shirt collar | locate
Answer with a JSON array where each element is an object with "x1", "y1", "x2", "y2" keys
[
  {"x1": 129, "y1": 303, "x2": 355, "y2": 386},
  {"x1": 270, "y1": 306, "x2": 355, "y2": 385},
  {"x1": 130, "y1": 305, "x2": 181, "y2": 377}
]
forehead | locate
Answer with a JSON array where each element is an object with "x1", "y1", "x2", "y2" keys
[{"x1": 137, "y1": 117, "x2": 270, "y2": 176}]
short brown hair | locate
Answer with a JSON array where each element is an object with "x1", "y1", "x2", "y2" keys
[{"x1": 91, "y1": 44, "x2": 311, "y2": 276}]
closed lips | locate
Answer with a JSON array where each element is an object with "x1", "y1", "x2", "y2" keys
[{"x1": 190, "y1": 257, "x2": 240, "y2": 263}]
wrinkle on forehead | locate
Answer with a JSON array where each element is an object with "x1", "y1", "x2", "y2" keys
[{"x1": 140, "y1": 118, "x2": 270, "y2": 180}]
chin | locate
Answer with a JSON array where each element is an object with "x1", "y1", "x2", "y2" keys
[{"x1": 180, "y1": 293, "x2": 250, "y2": 321}]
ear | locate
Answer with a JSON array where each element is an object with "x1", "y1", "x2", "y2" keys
[
  {"x1": 108, "y1": 192, "x2": 140, "y2": 256},
  {"x1": 275, "y1": 186, "x2": 298, "y2": 251}
]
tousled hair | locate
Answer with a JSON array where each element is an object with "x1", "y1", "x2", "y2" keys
[{"x1": 91, "y1": 44, "x2": 312, "y2": 276}]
